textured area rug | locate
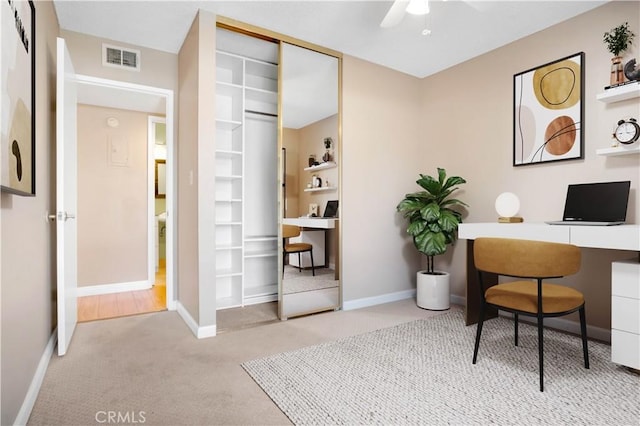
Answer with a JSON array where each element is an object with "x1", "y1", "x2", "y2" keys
[{"x1": 243, "y1": 311, "x2": 639, "y2": 425}]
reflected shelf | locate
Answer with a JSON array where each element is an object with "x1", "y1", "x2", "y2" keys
[
  {"x1": 304, "y1": 186, "x2": 337, "y2": 193},
  {"x1": 304, "y1": 161, "x2": 336, "y2": 172}
]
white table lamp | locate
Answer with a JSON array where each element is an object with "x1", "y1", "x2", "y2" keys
[{"x1": 495, "y1": 192, "x2": 523, "y2": 223}]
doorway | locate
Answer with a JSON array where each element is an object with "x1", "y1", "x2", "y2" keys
[{"x1": 73, "y1": 75, "x2": 175, "y2": 322}]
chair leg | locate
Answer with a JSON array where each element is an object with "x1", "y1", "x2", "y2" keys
[
  {"x1": 538, "y1": 315, "x2": 544, "y2": 392},
  {"x1": 297, "y1": 253, "x2": 302, "y2": 272},
  {"x1": 472, "y1": 298, "x2": 486, "y2": 364},
  {"x1": 310, "y1": 249, "x2": 315, "y2": 276},
  {"x1": 579, "y1": 305, "x2": 590, "y2": 369},
  {"x1": 514, "y1": 312, "x2": 519, "y2": 347}
]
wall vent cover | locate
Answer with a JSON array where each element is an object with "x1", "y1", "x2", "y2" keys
[{"x1": 102, "y1": 43, "x2": 140, "y2": 71}]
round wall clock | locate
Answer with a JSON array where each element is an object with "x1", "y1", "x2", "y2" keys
[{"x1": 614, "y1": 118, "x2": 640, "y2": 145}]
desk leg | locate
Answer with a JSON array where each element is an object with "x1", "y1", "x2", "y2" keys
[
  {"x1": 465, "y1": 239, "x2": 498, "y2": 326},
  {"x1": 334, "y1": 221, "x2": 340, "y2": 280}
]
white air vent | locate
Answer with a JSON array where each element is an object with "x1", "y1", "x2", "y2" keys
[{"x1": 102, "y1": 43, "x2": 140, "y2": 71}]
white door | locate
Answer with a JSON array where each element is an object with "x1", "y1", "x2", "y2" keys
[{"x1": 56, "y1": 37, "x2": 78, "y2": 356}]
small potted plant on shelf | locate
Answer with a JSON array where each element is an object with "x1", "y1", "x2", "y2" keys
[
  {"x1": 397, "y1": 168, "x2": 467, "y2": 310},
  {"x1": 322, "y1": 137, "x2": 333, "y2": 162},
  {"x1": 603, "y1": 22, "x2": 636, "y2": 86}
]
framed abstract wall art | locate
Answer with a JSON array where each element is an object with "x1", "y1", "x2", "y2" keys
[
  {"x1": 513, "y1": 52, "x2": 584, "y2": 166},
  {"x1": 1, "y1": 0, "x2": 36, "y2": 195}
]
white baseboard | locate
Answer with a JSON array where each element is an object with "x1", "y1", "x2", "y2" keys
[
  {"x1": 343, "y1": 289, "x2": 416, "y2": 311},
  {"x1": 14, "y1": 329, "x2": 57, "y2": 426},
  {"x1": 76, "y1": 280, "x2": 152, "y2": 297},
  {"x1": 510, "y1": 312, "x2": 611, "y2": 343},
  {"x1": 176, "y1": 302, "x2": 217, "y2": 339},
  {"x1": 344, "y1": 291, "x2": 610, "y2": 342}
]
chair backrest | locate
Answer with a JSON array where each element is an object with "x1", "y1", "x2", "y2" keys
[
  {"x1": 474, "y1": 237, "x2": 581, "y2": 279},
  {"x1": 283, "y1": 224, "x2": 301, "y2": 239}
]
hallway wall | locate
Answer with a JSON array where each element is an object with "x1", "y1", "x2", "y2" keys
[{"x1": 0, "y1": 1, "x2": 59, "y2": 424}]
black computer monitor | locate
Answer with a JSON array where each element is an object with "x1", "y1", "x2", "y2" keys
[{"x1": 323, "y1": 200, "x2": 339, "y2": 218}]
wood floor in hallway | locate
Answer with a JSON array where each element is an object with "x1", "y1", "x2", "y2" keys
[{"x1": 77, "y1": 260, "x2": 167, "y2": 322}]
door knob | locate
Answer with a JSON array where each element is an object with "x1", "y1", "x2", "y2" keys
[{"x1": 50, "y1": 211, "x2": 76, "y2": 221}]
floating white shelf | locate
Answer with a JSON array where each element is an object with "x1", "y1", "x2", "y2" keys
[
  {"x1": 244, "y1": 250, "x2": 278, "y2": 258},
  {"x1": 216, "y1": 119, "x2": 242, "y2": 131},
  {"x1": 596, "y1": 82, "x2": 640, "y2": 103},
  {"x1": 596, "y1": 145, "x2": 640, "y2": 156},
  {"x1": 304, "y1": 186, "x2": 337, "y2": 193},
  {"x1": 215, "y1": 245, "x2": 243, "y2": 251},
  {"x1": 304, "y1": 161, "x2": 336, "y2": 172}
]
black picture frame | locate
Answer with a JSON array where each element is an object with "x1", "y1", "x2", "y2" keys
[
  {"x1": 1, "y1": 0, "x2": 36, "y2": 196},
  {"x1": 513, "y1": 52, "x2": 584, "y2": 166}
]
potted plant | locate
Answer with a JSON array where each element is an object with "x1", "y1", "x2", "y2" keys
[
  {"x1": 323, "y1": 137, "x2": 333, "y2": 162},
  {"x1": 397, "y1": 168, "x2": 467, "y2": 310},
  {"x1": 603, "y1": 22, "x2": 636, "y2": 85}
]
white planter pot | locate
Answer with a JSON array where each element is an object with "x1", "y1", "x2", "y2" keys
[{"x1": 416, "y1": 270, "x2": 450, "y2": 310}]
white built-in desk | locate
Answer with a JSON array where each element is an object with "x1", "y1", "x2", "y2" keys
[
  {"x1": 283, "y1": 217, "x2": 337, "y2": 229},
  {"x1": 283, "y1": 217, "x2": 339, "y2": 279},
  {"x1": 458, "y1": 222, "x2": 640, "y2": 370}
]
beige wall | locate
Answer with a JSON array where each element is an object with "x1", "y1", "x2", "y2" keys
[
  {"x1": 341, "y1": 2, "x2": 638, "y2": 331},
  {"x1": 283, "y1": 127, "x2": 301, "y2": 217},
  {"x1": 418, "y1": 0, "x2": 639, "y2": 329},
  {"x1": 177, "y1": 12, "x2": 201, "y2": 322},
  {"x1": 60, "y1": 28, "x2": 179, "y2": 295},
  {"x1": 0, "y1": 1, "x2": 58, "y2": 424},
  {"x1": 177, "y1": 10, "x2": 217, "y2": 327},
  {"x1": 284, "y1": 115, "x2": 340, "y2": 218},
  {"x1": 60, "y1": 29, "x2": 178, "y2": 90},
  {"x1": 77, "y1": 104, "x2": 148, "y2": 286},
  {"x1": 298, "y1": 114, "x2": 339, "y2": 216},
  {"x1": 342, "y1": 55, "x2": 424, "y2": 303}
]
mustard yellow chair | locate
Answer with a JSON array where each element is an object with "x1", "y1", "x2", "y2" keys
[
  {"x1": 283, "y1": 225, "x2": 315, "y2": 276},
  {"x1": 472, "y1": 237, "x2": 589, "y2": 392}
]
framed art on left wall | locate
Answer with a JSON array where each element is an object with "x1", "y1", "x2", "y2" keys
[{"x1": 1, "y1": 0, "x2": 36, "y2": 196}]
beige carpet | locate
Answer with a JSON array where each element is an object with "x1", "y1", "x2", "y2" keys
[
  {"x1": 244, "y1": 310, "x2": 639, "y2": 425},
  {"x1": 216, "y1": 301, "x2": 279, "y2": 333},
  {"x1": 28, "y1": 299, "x2": 443, "y2": 425}
]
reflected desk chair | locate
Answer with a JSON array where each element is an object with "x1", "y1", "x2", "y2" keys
[
  {"x1": 283, "y1": 224, "x2": 315, "y2": 276},
  {"x1": 472, "y1": 237, "x2": 589, "y2": 392}
]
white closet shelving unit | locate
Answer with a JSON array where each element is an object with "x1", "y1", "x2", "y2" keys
[{"x1": 215, "y1": 34, "x2": 279, "y2": 309}]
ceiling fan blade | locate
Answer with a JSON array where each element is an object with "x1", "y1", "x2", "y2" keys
[
  {"x1": 380, "y1": 0, "x2": 409, "y2": 28},
  {"x1": 462, "y1": 0, "x2": 493, "y2": 12}
]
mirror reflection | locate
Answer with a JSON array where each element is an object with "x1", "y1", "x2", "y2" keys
[{"x1": 280, "y1": 42, "x2": 340, "y2": 319}]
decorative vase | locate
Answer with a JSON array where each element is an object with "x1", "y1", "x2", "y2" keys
[
  {"x1": 308, "y1": 154, "x2": 316, "y2": 167},
  {"x1": 610, "y1": 56, "x2": 624, "y2": 86},
  {"x1": 416, "y1": 270, "x2": 450, "y2": 310},
  {"x1": 322, "y1": 150, "x2": 332, "y2": 162}
]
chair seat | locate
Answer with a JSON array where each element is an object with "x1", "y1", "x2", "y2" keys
[
  {"x1": 485, "y1": 281, "x2": 584, "y2": 314},
  {"x1": 285, "y1": 242, "x2": 312, "y2": 252}
]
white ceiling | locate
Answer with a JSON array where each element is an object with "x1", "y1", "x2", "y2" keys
[
  {"x1": 55, "y1": 1, "x2": 606, "y2": 126},
  {"x1": 53, "y1": 0, "x2": 606, "y2": 79}
]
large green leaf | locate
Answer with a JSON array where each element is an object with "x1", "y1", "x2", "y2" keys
[
  {"x1": 438, "y1": 210, "x2": 461, "y2": 232},
  {"x1": 416, "y1": 174, "x2": 442, "y2": 195},
  {"x1": 414, "y1": 230, "x2": 447, "y2": 256},
  {"x1": 396, "y1": 198, "x2": 423, "y2": 217},
  {"x1": 407, "y1": 220, "x2": 426, "y2": 236},
  {"x1": 420, "y1": 202, "x2": 441, "y2": 221}
]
